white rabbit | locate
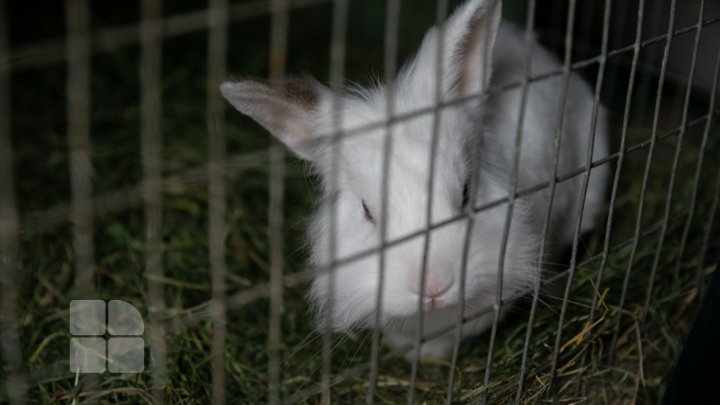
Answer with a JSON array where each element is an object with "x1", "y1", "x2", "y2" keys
[{"x1": 221, "y1": 0, "x2": 608, "y2": 360}]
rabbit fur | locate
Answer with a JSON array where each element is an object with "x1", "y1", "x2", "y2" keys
[{"x1": 221, "y1": 0, "x2": 609, "y2": 360}]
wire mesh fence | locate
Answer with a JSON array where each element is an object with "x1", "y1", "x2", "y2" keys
[{"x1": 1, "y1": 0, "x2": 719, "y2": 403}]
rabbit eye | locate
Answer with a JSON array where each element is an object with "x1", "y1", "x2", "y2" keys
[
  {"x1": 362, "y1": 200, "x2": 375, "y2": 224},
  {"x1": 462, "y1": 181, "x2": 469, "y2": 208}
]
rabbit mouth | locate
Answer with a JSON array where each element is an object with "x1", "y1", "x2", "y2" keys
[
  {"x1": 426, "y1": 297, "x2": 443, "y2": 311},
  {"x1": 411, "y1": 298, "x2": 458, "y2": 314},
  {"x1": 423, "y1": 296, "x2": 450, "y2": 311},
  {"x1": 380, "y1": 304, "x2": 465, "y2": 333}
]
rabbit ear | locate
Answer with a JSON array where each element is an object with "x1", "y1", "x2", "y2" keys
[
  {"x1": 220, "y1": 78, "x2": 323, "y2": 160},
  {"x1": 406, "y1": 0, "x2": 502, "y2": 101}
]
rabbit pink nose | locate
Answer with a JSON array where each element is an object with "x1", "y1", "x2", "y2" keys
[
  {"x1": 424, "y1": 280, "x2": 453, "y2": 298},
  {"x1": 410, "y1": 271, "x2": 454, "y2": 299}
]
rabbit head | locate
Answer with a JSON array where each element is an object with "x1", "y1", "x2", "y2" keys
[{"x1": 221, "y1": 0, "x2": 537, "y2": 336}]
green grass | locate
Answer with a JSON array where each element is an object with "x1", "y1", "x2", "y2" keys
[{"x1": 3, "y1": 0, "x2": 720, "y2": 403}]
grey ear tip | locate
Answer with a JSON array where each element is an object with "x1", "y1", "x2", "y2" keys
[{"x1": 219, "y1": 81, "x2": 237, "y2": 97}]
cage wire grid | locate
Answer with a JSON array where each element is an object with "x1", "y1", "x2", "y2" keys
[{"x1": 1, "y1": 0, "x2": 720, "y2": 403}]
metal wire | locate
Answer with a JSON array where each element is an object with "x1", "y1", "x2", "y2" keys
[
  {"x1": 321, "y1": 0, "x2": 349, "y2": 403},
  {"x1": 3, "y1": 0, "x2": 332, "y2": 72},
  {"x1": 153, "y1": 152, "x2": 663, "y2": 332},
  {"x1": 213, "y1": 114, "x2": 712, "y2": 321},
  {"x1": 16, "y1": 198, "x2": 704, "y2": 403},
  {"x1": 514, "y1": 0, "x2": 573, "y2": 397},
  {"x1": 546, "y1": 0, "x2": 613, "y2": 397},
  {"x1": 539, "y1": 0, "x2": 584, "y2": 397},
  {"x1": 367, "y1": 1, "x2": 401, "y2": 402},
  {"x1": 282, "y1": 207, "x2": 694, "y2": 403},
  {"x1": 643, "y1": 0, "x2": 705, "y2": 317},
  {"x1": 0, "y1": 0, "x2": 27, "y2": 402},
  {"x1": 23, "y1": 195, "x2": 696, "y2": 396},
  {"x1": 6, "y1": 0, "x2": 716, "y2": 75},
  {"x1": 65, "y1": 0, "x2": 101, "y2": 398},
  {"x1": 446, "y1": 0, "x2": 496, "y2": 400},
  {"x1": 577, "y1": 0, "x2": 645, "y2": 397},
  {"x1": 301, "y1": 17, "x2": 720, "y2": 159},
  {"x1": 20, "y1": 151, "x2": 268, "y2": 237},
  {"x1": 267, "y1": 0, "x2": 290, "y2": 403},
  {"x1": 7, "y1": 0, "x2": 720, "y2": 402},
  {"x1": 207, "y1": 0, "x2": 229, "y2": 403},
  {"x1": 408, "y1": 0, "x2": 448, "y2": 401},
  {"x1": 65, "y1": 0, "x2": 94, "y2": 295},
  {"x1": 140, "y1": 0, "x2": 166, "y2": 402},
  {"x1": 608, "y1": 0, "x2": 677, "y2": 363},
  {"x1": 16, "y1": 18, "x2": 720, "y2": 241},
  {"x1": 482, "y1": 0, "x2": 544, "y2": 400}
]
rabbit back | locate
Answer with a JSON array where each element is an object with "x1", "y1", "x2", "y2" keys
[{"x1": 481, "y1": 23, "x2": 610, "y2": 245}]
